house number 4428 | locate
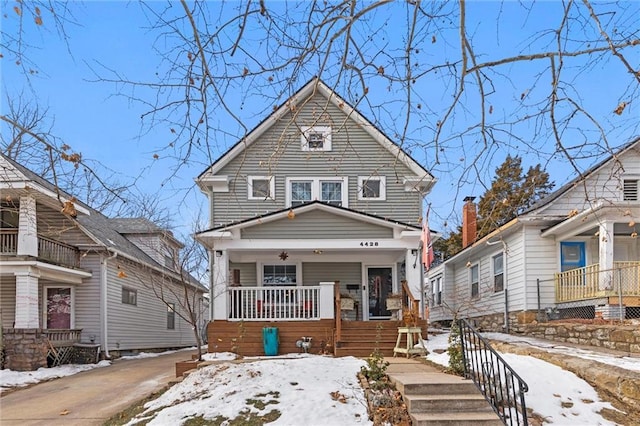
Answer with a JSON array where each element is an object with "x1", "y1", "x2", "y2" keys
[{"x1": 360, "y1": 241, "x2": 379, "y2": 247}]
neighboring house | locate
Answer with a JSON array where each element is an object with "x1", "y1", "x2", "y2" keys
[
  {"x1": 195, "y1": 78, "x2": 436, "y2": 356},
  {"x1": 0, "y1": 154, "x2": 207, "y2": 371},
  {"x1": 427, "y1": 138, "x2": 640, "y2": 331}
]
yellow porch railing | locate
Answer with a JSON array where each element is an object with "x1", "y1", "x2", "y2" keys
[{"x1": 555, "y1": 262, "x2": 640, "y2": 303}]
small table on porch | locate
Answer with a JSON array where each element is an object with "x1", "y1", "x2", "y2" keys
[{"x1": 393, "y1": 326, "x2": 427, "y2": 358}]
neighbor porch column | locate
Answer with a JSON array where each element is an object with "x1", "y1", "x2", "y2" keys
[
  {"x1": 17, "y1": 196, "x2": 38, "y2": 257},
  {"x1": 211, "y1": 249, "x2": 229, "y2": 320},
  {"x1": 14, "y1": 267, "x2": 40, "y2": 328},
  {"x1": 598, "y1": 220, "x2": 615, "y2": 291}
]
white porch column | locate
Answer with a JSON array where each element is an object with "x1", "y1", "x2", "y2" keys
[
  {"x1": 17, "y1": 196, "x2": 38, "y2": 257},
  {"x1": 319, "y1": 281, "x2": 335, "y2": 319},
  {"x1": 14, "y1": 268, "x2": 40, "y2": 328},
  {"x1": 211, "y1": 250, "x2": 229, "y2": 320},
  {"x1": 599, "y1": 221, "x2": 615, "y2": 291},
  {"x1": 404, "y1": 248, "x2": 423, "y2": 316}
]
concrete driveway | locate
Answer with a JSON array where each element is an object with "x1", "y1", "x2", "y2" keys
[{"x1": 0, "y1": 349, "x2": 197, "y2": 425}]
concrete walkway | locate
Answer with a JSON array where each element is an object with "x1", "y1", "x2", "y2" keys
[{"x1": 0, "y1": 349, "x2": 197, "y2": 426}]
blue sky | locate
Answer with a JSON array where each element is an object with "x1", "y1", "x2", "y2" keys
[{"x1": 2, "y1": 1, "x2": 638, "y2": 237}]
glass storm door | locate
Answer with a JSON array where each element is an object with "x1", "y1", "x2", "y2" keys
[
  {"x1": 46, "y1": 287, "x2": 72, "y2": 329},
  {"x1": 367, "y1": 267, "x2": 393, "y2": 319}
]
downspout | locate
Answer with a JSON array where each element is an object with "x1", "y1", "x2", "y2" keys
[{"x1": 101, "y1": 251, "x2": 117, "y2": 359}]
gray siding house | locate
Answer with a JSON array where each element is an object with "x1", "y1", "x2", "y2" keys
[
  {"x1": 0, "y1": 154, "x2": 207, "y2": 371},
  {"x1": 195, "y1": 78, "x2": 436, "y2": 356},
  {"x1": 428, "y1": 138, "x2": 640, "y2": 330}
]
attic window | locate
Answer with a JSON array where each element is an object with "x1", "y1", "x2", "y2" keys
[
  {"x1": 623, "y1": 179, "x2": 638, "y2": 201},
  {"x1": 248, "y1": 176, "x2": 275, "y2": 200},
  {"x1": 301, "y1": 126, "x2": 332, "y2": 151}
]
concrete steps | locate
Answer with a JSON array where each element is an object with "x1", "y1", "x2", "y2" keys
[{"x1": 386, "y1": 360, "x2": 502, "y2": 426}]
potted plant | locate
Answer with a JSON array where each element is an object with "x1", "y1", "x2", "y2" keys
[
  {"x1": 340, "y1": 294, "x2": 355, "y2": 310},
  {"x1": 385, "y1": 293, "x2": 403, "y2": 311}
]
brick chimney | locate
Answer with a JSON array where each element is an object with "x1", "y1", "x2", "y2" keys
[{"x1": 462, "y1": 196, "x2": 477, "y2": 248}]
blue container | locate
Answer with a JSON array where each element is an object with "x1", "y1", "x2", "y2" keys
[{"x1": 263, "y1": 327, "x2": 279, "y2": 356}]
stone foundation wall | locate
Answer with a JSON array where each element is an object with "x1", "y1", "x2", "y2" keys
[
  {"x1": 2, "y1": 328, "x2": 48, "y2": 371},
  {"x1": 513, "y1": 322, "x2": 640, "y2": 354}
]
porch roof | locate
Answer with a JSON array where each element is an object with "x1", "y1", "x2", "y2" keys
[{"x1": 540, "y1": 204, "x2": 640, "y2": 239}]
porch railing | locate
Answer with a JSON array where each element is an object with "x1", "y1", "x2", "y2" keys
[
  {"x1": 44, "y1": 329, "x2": 82, "y2": 347},
  {"x1": 555, "y1": 262, "x2": 640, "y2": 303},
  {"x1": 459, "y1": 319, "x2": 529, "y2": 426},
  {"x1": 0, "y1": 229, "x2": 80, "y2": 268},
  {"x1": 228, "y1": 286, "x2": 321, "y2": 321}
]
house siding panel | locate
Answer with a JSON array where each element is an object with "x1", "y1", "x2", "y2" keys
[
  {"x1": 302, "y1": 262, "x2": 361, "y2": 288},
  {"x1": 523, "y1": 225, "x2": 558, "y2": 309},
  {"x1": 1, "y1": 275, "x2": 17, "y2": 328},
  {"x1": 106, "y1": 259, "x2": 196, "y2": 351},
  {"x1": 74, "y1": 255, "x2": 102, "y2": 342},
  {"x1": 211, "y1": 92, "x2": 422, "y2": 226},
  {"x1": 229, "y1": 262, "x2": 258, "y2": 286},
  {"x1": 37, "y1": 204, "x2": 94, "y2": 246},
  {"x1": 241, "y1": 210, "x2": 394, "y2": 239}
]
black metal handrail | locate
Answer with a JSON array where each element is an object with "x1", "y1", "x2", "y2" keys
[{"x1": 458, "y1": 319, "x2": 529, "y2": 425}]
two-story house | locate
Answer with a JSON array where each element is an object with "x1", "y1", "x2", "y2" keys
[
  {"x1": 195, "y1": 78, "x2": 436, "y2": 356},
  {"x1": 427, "y1": 137, "x2": 640, "y2": 331},
  {"x1": 0, "y1": 153, "x2": 207, "y2": 371}
]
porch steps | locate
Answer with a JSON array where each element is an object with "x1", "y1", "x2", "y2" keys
[
  {"x1": 387, "y1": 361, "x2": 502, "y2": 426},
  {"x1": 335, "y1": 320, "x2": 427, "y2": 357}
]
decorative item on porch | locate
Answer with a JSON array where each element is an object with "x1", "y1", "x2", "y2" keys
[
  {"x1": 340, "y1": 294, "x2": 355, "y2": 310},
  {"x1": 385, "y1": 294, "x2": 402, "y2": 311}
]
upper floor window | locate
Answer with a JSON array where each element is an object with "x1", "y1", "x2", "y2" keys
[
  {"x1": 122, "y1": 287, "x2": 137, "y2": 306},
  {"x1": 493, "y1": 253, "x2": 504, "y2": 292},
  {"x1": 286, "y1": 177, "x2": 348, "y2": 207},
  {"x1": 358, "y1": 176, "x2": 386, "y2": 201},
  {"x1": 470, "y1": 264, "x2": 479, "y2": 298},
  {"x1": 248, "y1": 176, "x2": 275, "y2": 200},
  {"x1": 0, "y1": 203, "x2": 19, "y2": 228},
  {"x1": 301, "y1": 126, "x2": 332, "y2": 151},
  {"x1": 623, "y1": 179, "x2": 638, "y2": 201}
]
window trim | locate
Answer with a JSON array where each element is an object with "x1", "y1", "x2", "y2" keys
[
  {"x1": 121, "y1": 287, "x2": 138, "y2": 306},
  {"x1": 357, "y1": 176, "x2": 387, "y2": 201},
  {"x1": 300, "y1": 126, "x2": 332, "y2": 151},
  {"x1": 285, "y1": 176, "x2": 348, "y2": 207},
  {"x1": 492, "y1": 252, "x2": 504, "y2": 293},
  {"x1": 258, "y1": 262, "x2": 302, "y2": 287},
  {"x1": 167, "y1": 303, "x2": 175, "y2": 330},
  {"x1": 470, "y1": 264, "x2": 479, "y2": 298},
  {"x1": 248, "y1": 176, "x2": 275, "y2": 200}
]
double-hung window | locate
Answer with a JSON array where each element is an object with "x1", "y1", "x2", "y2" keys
[
  {"x1": 263, "y1": 265, "x2": 297, "y2": 286},
  {"x1": 431, "y1": 275, "x2": 442, "y2": 306},
  {"x1": 122, "y1": 287, "x2": 137, "y2": 305},
  {"x1": 470, "y1": 264, "x2": 479, "y2": 298},
  {"x1": 493, "y1": 253, "x2": 504, "y2": 292},
  {"x1": 301, "y1": 126, "x2": 332, "y2": 151},
  {"x1": 287, "y1": 177, "x2": 348, "y2": 207},
  {"x1": 167, "y1": 303, "x2": 175, "y2": 329}
]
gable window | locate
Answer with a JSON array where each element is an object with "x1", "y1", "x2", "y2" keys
[
  {"x1": 167, "y1": 303, "x2": 175, "y2": 329},
  {"x1": 470, "y1": 264, "x2": 479, "y2": 298},
  {"x1": 122, "y1": 287, "x2": 137, "y2": 305},
  {"x1": 286, "y1": 177, "x2": 348, "y2": 207},
  {"x1": 301, "y1": 126, "x2": 332, "y2": 151},
  {"x1": 623, "y1": 179, "x2": 639, "y2": 201},
  {"x1": 248, "y1": 176, "x2": 275, "y2": 200},
  {"x1": 358, "y1": 176, "x2": 386, "y2": 200},
  {"x1": 263, "y1": 265, "x2": 297, "y2": 286},
  {"x1": 493, "y1": 253, "x2": 504, "y2": 292}
]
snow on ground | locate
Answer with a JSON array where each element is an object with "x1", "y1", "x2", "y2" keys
[
  {"x1": 124, "y1": 354, "x2": 370, "y2": 426},
  {"x1": 0, "y1": 360, "x2": 111, "y2": 394},
  {"x1": 424, "y1": 330, "x2": 629, "y2": 425}
]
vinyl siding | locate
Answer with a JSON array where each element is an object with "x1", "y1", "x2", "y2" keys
[
  {"x1": 538, "y1": 145, "x2": 640, "y2": 216},
  {"x1": 0, "y1": 275, "x2": 16, "y2": 327},
  {"x1": 241, "y1": 210, "x2": 394, "y2": 239},
  {"x1": 37, "y1": 204, "x2": 94, "y2": 246},
  {"x1": 522, "y1": 225, "x2": 558, "y2": 309},
  {"x1": 229, "y1": 262, "x2": 258, "y2": 286},
  {"x1": 74, "y1": 254, "x2": 102, "y2": 342},
  {"x1": 105, "y1": 259, "x2": 197, "y2": 351},
  {"x1": 211, "y1": 92, "x2": 423, "y2": 226},
  {"x1": 124, "y1": 235, "x2": 166, "y2": 266}
]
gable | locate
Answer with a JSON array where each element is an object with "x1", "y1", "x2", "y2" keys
[{"x1": 241, "y1": 208, "x2": 394, "y2": 240}]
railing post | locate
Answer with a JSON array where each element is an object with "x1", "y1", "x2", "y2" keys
[{"x1": 333, "y1": 281, "x2": 341, "y2": 344}]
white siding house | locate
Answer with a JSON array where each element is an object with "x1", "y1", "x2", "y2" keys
[{"x1": 428, "y1": 138, "x2": 640, "y2": 330}]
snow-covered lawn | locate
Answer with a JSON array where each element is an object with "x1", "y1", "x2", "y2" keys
[
  {"x1": 2, "y1": 333, "x2": 637, "y2": 425},
  {"x1": 425, "y1": 331, "x2": 635, "y2": 425}
]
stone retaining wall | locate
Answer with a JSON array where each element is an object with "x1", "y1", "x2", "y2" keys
[
  {"x1": 513, "y1": 322, "x2": 640, "y2": 354},
  {"x1": 2, "y1": 328, "x2": 48, "y2": 371}
]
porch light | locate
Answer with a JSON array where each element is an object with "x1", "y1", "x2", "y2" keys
[{"x1": 215, "y1": 250, "x2": 223, "y2": 257}]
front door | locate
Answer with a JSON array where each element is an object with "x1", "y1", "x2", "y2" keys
[
  {"x1": 560, "y1": 242, "x2": 586, "y2": 272},
  {"x1": 366, "y1": 266, "x2": 393, "y2": 319},
  {"x1": 45, "y1": 287, "x2": 72, "y2": 329}
]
